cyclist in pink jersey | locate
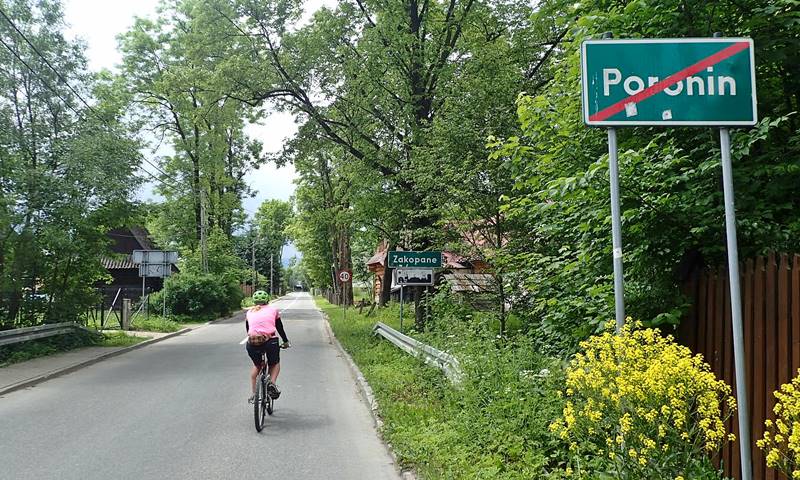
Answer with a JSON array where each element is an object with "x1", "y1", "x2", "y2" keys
[{"x1": 245, "y1": 291, "x2": 290, "y2": 403}]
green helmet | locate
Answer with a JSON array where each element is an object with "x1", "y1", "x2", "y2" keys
[{"x1": 252, "y1": 290, "x2": 269, "y2": 305}]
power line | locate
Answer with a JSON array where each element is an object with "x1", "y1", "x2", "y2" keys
[
  {"x1": 0, "y1": 7, "x2": 182, "y2": 193},
  {"x1": 0, "y1": 8, "x2": 98, "y2": 118},
  {"x1": 0, "y1": 35, "x2": 84, "y2": 118}
]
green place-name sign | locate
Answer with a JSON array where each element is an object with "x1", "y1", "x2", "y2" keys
[
  {"x1": 388, "y1": 251, "x2": 442, "y2": 269},
  {"x1": 581, "y1": 38, "x2": 757, "y2": 126}
]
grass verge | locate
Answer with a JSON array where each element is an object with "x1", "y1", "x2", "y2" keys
[
  {"x1": 315, "y1": 296, "x2": 566, "y2": 480},
  {"x1": 130, "y1": 315, "x2": 183, "y2": 332}
]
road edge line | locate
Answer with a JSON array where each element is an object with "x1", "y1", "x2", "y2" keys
[
  {"x1": 0, "y1": 327, "x2": 192, "y2": 397},
  {"x1": 319, "y1": 309, "x2": 417, "y2": 480}
]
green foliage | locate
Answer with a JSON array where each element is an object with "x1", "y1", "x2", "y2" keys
[
  {"x1": 130, "y1": 315, "x2": 183, "y2": 333},
  {"x1": 155, "y1": 273, "x2": 243, "y2": 318},
  {"x1": 488, "y1": 0, "x2": 800, "y2": 351},
  {"x1": 0, "y1": 329, "x2": 143, "y2": 366},
  {"x1": 180, "y1": 227, "x2": 247, "y2": 282},
  {"x1": 318, "y1": 296, "x2": 569, "y2": 479},
  {"x1": 0, "y1": 330, "x2": 101, "y2": 367},
  {"x1": 0, "y1": 0, "x2": 141, "y2": 328}
]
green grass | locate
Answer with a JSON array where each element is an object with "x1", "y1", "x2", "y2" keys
[
  {"x1": 316, "y1": 296, "x2": 567, "y2": 479},
  {"x1": 99, "y1": 331, "x2": 148, "y2": 347},
  {"x1": 130, "y1": 315, "x2": 183, "y2": 332},
  {"x1": 0, "y1": 329, "x2": 146, "y2": 367}
]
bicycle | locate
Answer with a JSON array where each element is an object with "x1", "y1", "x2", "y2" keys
[{"x1": 253, "y1": 343, "x2": 289, "y2": 432}]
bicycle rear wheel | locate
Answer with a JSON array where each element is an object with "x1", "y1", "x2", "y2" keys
[{"x1": 254, "y1": 372, "x2": 267, "y2": 432}]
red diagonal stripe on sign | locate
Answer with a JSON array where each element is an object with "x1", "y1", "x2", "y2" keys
[{"x1": 589, "y1": 41, "x2": 750, "y2": 122}]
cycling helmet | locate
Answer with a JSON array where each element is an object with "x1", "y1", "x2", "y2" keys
[{"x1": 252, "y1": 290, "x2": 270, "y2": 305}]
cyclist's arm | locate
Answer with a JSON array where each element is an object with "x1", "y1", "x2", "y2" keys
[{"x1": 275, "y1": 316, "x2": 289, "y2": 343}]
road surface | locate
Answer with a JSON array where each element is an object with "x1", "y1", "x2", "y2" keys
[{"x1": 0, "y1": 293, "x2": 400, "y2": 480}]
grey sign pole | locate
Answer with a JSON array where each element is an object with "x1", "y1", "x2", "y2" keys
[
  {"x1": 601, "y1": 32, "x2": 625, "y2": 333},
  {"x1": 399, "y1": 285, "x2": 404, "y2": 331},
  {"x1": 608, "y1": 127, "x2": 626, "y2": 332},
  {"x1": 713, "y1": 30, "x2": 751, "y2": 480},
  {"x1": 720, "y1": 126, "x2": 753, "y2": 480}
]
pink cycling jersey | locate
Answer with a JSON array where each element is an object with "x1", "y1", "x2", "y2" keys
[{"x1": 246, "y1": 305, "x2": 280, "y2": 337}]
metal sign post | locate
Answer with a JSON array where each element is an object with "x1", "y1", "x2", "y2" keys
[
  {"x1": 399, "y1": 285, "x2": 404, "y2": 331},
  {"x1": 608, "y1": 127, "x2": 626, "y2": 332},
  {"x1": 720, "y1": 125, "x2": 752, "y2": 480},
  {"x1": 599, "y1": 32, "x2": 626, "y2": 332},
  {"x1": 337, "y1": 269, "x2": 352, "y2": 321}
]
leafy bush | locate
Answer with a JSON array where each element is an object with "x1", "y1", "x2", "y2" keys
[
  {"x1": 757, "y1": 369, "x2": 800, "y2": 477},
  {"x1": 0, "y1": 330, "x2": 100, "y2": 367},
  {"x1": 151, "y1": 273, "x2": 242, "y2": 318},
  {"x1": 550, "y1": 322, "x2": 735, "y2": 479}
]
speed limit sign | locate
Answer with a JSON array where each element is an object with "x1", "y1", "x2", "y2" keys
[{"x1": 338, "y1": 270, "x2": 352, "y2": 283}]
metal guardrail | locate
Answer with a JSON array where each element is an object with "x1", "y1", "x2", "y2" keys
[
  {"x1": 0, "y1": 322, "x2": 100, "y2": 347},
  {"x1": 372, "y1": 322, "x2": 463, "y2": 384}
]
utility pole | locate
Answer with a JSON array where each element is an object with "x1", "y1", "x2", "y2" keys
[
  {"x1": 270, "y1": 254, "x2": 274, "y2": 296},
  {"x1": 251, "y1": 239, "x2": 257, "y2": 292}
]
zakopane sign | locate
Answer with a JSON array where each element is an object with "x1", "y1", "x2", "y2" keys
[{"x1": 582, "y1": 38, "x2": 756, "y2": 126}]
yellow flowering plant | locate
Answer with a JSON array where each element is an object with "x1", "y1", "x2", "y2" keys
[
  {"x1": 757, "y1": 370, "x2": 800, "y2": 479},
  {"x1": 550, "y1": 321, "x2": 735, "y2": 479}
]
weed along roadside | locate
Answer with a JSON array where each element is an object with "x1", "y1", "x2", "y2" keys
[{"x1": 315, "y1": 294, "x2": 746, "y2": 479}]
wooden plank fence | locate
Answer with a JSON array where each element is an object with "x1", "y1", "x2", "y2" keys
[{"x1": 679, "y1": 253, "x2": 800, "y2": 480}]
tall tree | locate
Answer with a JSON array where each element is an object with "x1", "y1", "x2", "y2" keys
[
  {"x1": 0, "y1": 0, "x2": 141, "y2": 326},
  {"x1": 118, "y1": 0, "x2": 263, "y2": 259}
]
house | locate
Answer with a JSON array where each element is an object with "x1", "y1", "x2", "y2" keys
[{"x1": 97, "y1": 227, "x2": 174, "y2": 303}]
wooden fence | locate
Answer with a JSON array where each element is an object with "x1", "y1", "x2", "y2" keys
[{"x1": 678, "y1": 253, "x2": 800, "y2": 480}]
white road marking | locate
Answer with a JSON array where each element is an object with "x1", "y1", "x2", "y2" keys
[{"x1": 238, "y1": 294, "x2": 300, "y2": 344}]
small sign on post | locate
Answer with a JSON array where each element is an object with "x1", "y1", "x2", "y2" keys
[
  {"x1": 394, "y1": 268, "x2": 434, "y2": 286},
  {"x1": 387, "y1": 251, "x2": 443, "y2": 269},
  {"x1": 337, "y1": 270, "x2": 352, "y2": 283}
]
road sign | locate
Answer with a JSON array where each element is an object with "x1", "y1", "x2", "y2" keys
[
  {"x1": 338, "y1": 270, "x2": 352, "y2": 283},
  {"x1": 138, "y1": 263, "x2": 172, "y2": 278},
  {"x1": 394, "y1": 268, "x2": 434, "y2": 286},
  {"x1": 132, "y1": 250, "x2": 178, "y2": 265},
  {"x1": 387, "y1": 251, "x2": 442, "y2": 269},
  {"x1": 581, "y1": 38, "x2": 757, "y2": 126}
]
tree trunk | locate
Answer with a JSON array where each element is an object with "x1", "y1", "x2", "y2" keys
[
  {"x1": 413, "y1": 286, "x2": 424, "y2": 331},
  {"x1": 337, "y1": 227, "x2": 353, "y2": 306},
  {"x1": 379, "y1": 243, "x2": 395, "y2": 307}
]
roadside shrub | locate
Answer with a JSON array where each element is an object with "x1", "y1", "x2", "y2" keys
[
  {"x1": 550, "y1": 321, "x2": 735, "y2": 479},
  {"x1": 757, "y1": 369, "x2": 800, "y2": 478},
  {"x1": 153, "y1": 273, "x2": 242, "y2": 318}
]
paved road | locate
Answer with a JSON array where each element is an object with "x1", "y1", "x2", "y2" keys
[{"x1": 0, "y1": 293, "x2": 400, "y2": 480}]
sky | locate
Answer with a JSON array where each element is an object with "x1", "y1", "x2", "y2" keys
[{"x1": 62, "y1": 0, "x2": 337, "y2": 262}]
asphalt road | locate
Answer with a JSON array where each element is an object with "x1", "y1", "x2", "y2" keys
[{"x1": 0, "y1": 293, "x2": 400, "y2": 480}]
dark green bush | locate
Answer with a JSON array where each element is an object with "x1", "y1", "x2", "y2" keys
[{"x1": 151, "y1": 273, "x2": 242, "y2": 318}]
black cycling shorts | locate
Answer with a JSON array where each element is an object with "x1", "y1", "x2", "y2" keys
[{"x1": 246, "y1": 337, "x2": 280, "y2": 367}]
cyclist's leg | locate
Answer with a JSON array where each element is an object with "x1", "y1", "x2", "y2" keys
[
  {"x1": 245, "y1": 343, "x2": 266, "y2": 395},
  {"x1": 268, "y1": 362, "x2": 280, "y2": 384},
  {"x1": 265, "y1": 338, "x2": 281, "y2": 397}
]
